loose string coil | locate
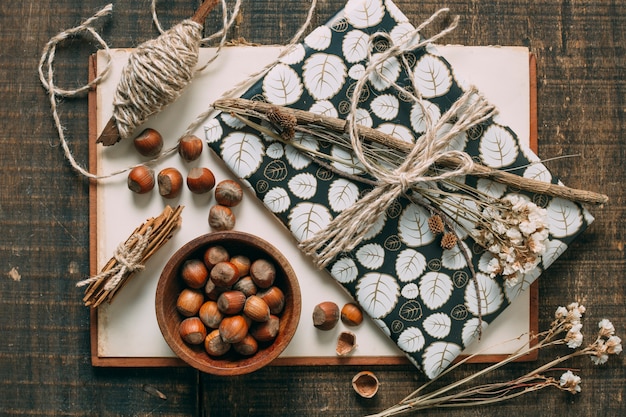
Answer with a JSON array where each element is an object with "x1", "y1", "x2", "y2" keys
[{"x1": 299, "y1": 9, "x2": 497, "y2": 268}]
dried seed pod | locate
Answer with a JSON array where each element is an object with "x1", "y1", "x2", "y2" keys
[
  {"x1": 216, "y1": 290, "x2": 246, "y2": 315},
  {"x1": 218, "y1": 315, "x2": 249, "y2": 344},
  {"x1": 181, "y1": 259, "x2": 209, "y2": 289},
  {"x1": 336, "y1": 331, "x2": 357, "y2": 356},
  {"x1": 233, "y1": 334, "x2": 259, "y2": 356},
  {"x1": 257, "y1": 286, "x2": 285, "y2": 315},
  {"x1": 250, "y1": 259, "x2": 276, "y2": 289},
  {"x1": 176, "y1": 288, "x2": 205, "y2": 317},
  {"x1": 250, "y1": 315, "x2": 280, "y2": 342},
  {"x1": 179, "y1": 317, "x2": 207, "y2": 345},
  {"x1": 341, "y1": 303, "x2": 364, "y2": 327},
  {"x1": 441, "y1": 232, "x2": 458, "y2": 250},
  {"x1": 204, "y1": 329, "x2": 231, "y2": 356},
  {"x1": 158, "y1": 167, "x2": 183, "y2": 198},
  {"x1": 203, "y1": 245, "x2": 230, "y2": 269},
  {"x1": 133, "y1": 128, "x2": 163, "y2": 157},
  {"x1": 198, "y1": 300, "x2": 223, "y2": 328},
  {"x1": 127, "y1": 165, "x2": 155, "y2": 194},
  {"x1": 232, "y1": 276, "x2": 258, "y2": 297},
  {"x1": 243, "y1": 295, "x2": 271, "y2": 322},
  {"x1": 178, "y1": 134, "x2": 203, "y2": 162},
  {"x1": 210, "y1": 261, "x2": 240, "y2": 287},
  {"x1": 214, "y1": 179, "x2": 244, "y2": 207},
  {"x1": 186, "y1": 167, "x2": 215, "y2": 194},
  {"x1": 230, "y1": 255, "x2": 251, "y2": 277},
  {"x1": 352, "y1": 371, "x2": 380, "y2": 398},
  {"x1": 208, "y1": 205, "x2": 236, "y2": 231},
  {"x1": 428, "y1": 214, "x2": 445, "y2": 235},
  {"x1": 312, "y1": 301, "x2": 340, "y2": 330}
]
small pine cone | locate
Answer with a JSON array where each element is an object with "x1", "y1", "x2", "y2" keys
[
  {"x1": 441, "y1": 233, "x2": 458, "y2": 250},
  {"x1": 428, "y1": 215, "x2": 445, "y2": 235}
]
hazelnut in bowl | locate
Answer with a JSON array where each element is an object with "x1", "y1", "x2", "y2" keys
[{"x1": 155, "y1": 231, "x2": 301, "y2": 375}]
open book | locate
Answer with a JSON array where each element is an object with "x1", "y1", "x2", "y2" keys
[{"x1": 89, "y1": 44, "x2": 537, "y2": 367}]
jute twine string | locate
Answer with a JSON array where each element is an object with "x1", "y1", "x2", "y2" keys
[
  {"x1": 300, "y1": 9, "x2": 496, "y2": 268},
  {"x1": 76, "y1": 228, "x2": 151, "y2": 290}
]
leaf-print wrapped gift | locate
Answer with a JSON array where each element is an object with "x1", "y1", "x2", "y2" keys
[{"x1": 204, "y1": 0, "x2": 592, "y2": 379}]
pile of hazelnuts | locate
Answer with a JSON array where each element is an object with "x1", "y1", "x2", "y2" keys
[
  {"x1": 127, "y1": 128, "x2": 243, "y2": 231},
  {"x1": 176, "y1": 245, "x2": 287, "y2": 358}
]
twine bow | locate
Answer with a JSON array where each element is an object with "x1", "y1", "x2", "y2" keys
[{"x1": 300, "y1": 10, "x2": 496, "y2": 268}]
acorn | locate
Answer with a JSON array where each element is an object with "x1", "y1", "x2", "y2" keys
[
  {"x1": 250, "y1": 259, "x2": 276, "y2": 289},
  {"x1": 210, "y1": 261, "x2": 240, "y2": 287},
  {"x1": 312, "y1": 301, "x2": 340, "y2": 330},
  {"x1": 219, "y1": 315, "x2": 249, "y2": 344},
  {"x1": 233, "y1": 334, "x2": 259, "y2": 356},
  {"x1": 243, "y1": 295, "x2": 271, "y2": 322},
  {"x1": 133, "y1": 128, "x2": 163, "y2": 157},
  {"x1": 204, "y1": 329, "x2": 231, "y2": 356},
  {"x1": 341, "y1": 303, "x2": 364, "y2": 327},
  {"x1": 181, "y1": 259, "x2": 209, "y2": 289},
  {"x1": 157, "y1": 167, "x2": 183, "y2": 199},
  {"x1": 208, "y1": 205, "x2": 236, "y2": 231},
  {"x1": 176, "y1": 288, "x2": 205, "y2": 317},
  {"x1": 216, "y1": 290, "x2": 246, "y2": 315},
  {"x1": 179, "y1": 317, "x2": 207, "y2": 345},
  {"x1": 250, "y1": 315, "x2": 280, "y2": 342},
  {"x1": 198, "y1": 300, "x2": 223, "y2": 328},
  {"x1": 257, "y1": 286, "x2": 285, "y2": 315},
  {"x1": 214, "y1": 179, "x2": 243, "y2": 207},
  {"x1": 187, "y1": 167, "x2": 215, "y2": 194},
  {"x1": 127, "y1": 165, "x2": 155, "y2": 194},
  {"x1": 232, "y1": 276, "x2": 258, "y2": 297},
  {"x1": 178, "y1": 135, "x2": 203, "y2": 162}
]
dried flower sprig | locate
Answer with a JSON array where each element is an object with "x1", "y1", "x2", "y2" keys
[{"x1": 366, "y1": 302, "x2": 622, "y2": 416}]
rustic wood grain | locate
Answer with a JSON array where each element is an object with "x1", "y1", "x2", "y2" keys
[{"x1": 1, "y1": 0, "x2": 623, "y2": 416}]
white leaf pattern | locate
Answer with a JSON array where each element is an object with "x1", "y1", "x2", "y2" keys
[
  {"x1": 419, "y1": 272, "x2": 453, "y2": 310},
  {"x1": 523, "y1": 163, "x2": 552, "y2": 183},
  {"x1": 390, "y1": 22, "x2": 420, "y2": 49},
  {"x1": 441, "y1": 242, "x2": 468, "y2": 270},
  {"x1": 221, "y1": 112, "x2": 246, "y2": 129},
  {"x1": 342, "y1": 30, "x2": 369, "y2": 63},
  {"x1": 303, "y1": 53, "x2": 347, "y2": 100},
  {"x1": 221, "y1": 132, "x2": 264, "y2": 179},
  {"x1": 377, "y1": 123, "x2": 414, "y2": 143},
  {"x1": 371, "y1": 94, "x2": 400, "y2": 120},
  {"x1": 399, "y1": 203, "x2": 435, "y2": 247},
  {"x1": 479, "y1": 124, "x2": 519, "y2": 168},
  {"x1": 356, "y1": 243, "x2": 386, "y2": 269},
  {"x1": 476, "y1": 178, "x2": 507, "y2": 198},
  {"x1": 542, "y1": 239, "x2": 568, "y2": 269},
  {"x1": 368, "y1": 55, "x2": 401, "y2": 91},
  {"x1": 546, "y1": 197, "x2": 583, "y2": 238},
  {"x1": 354, "y1": 108, "x2": 373, "y2": 127},
  {"x1": 331, "y1": 145, "x2": 364, "y2": 175},
  {"x1": 385, "y1": 0, "x2": 409, "y2": 23},
  {"x1": 348, "y1": 64, "x2": 366, "y2": 80},
  {"x1": 263, "y1": 63, "x2": 303, "y2": 105},
  {"x1": 288, "y1": 202, "x2": 332, "y2": 241},
  {"x1": 465, "y1": 273, "x2": 503, "y2": 316},
  {"x1": 328, "y1": 178, "x2": 360, "y2": 212},
  {"x1": 356, "y1": 272, "x2": 400, "y2": 319},
  {"x1": 344, "y1": 0, "x2": 385, "y2": 29},
  {"x1": 309, "y1": 100, "x2": 338, "y2": 117},
  {"x1": 288, "y1": 173, "x2": 318, "y2": 200},
  {"x1": 397, "y1": 327, "x2": 425, "y2": 353},
  {"x1": 422, "y1": 342, "x2": 462, "y2": 379},
  {"x1": 505, "y1": 267, "x2": 541, "y2": 303},
  {"x1": 462, "y1": 318, "x2": 488, "y2": 348},
  {"x1": 423, "y1": 313, "x2": 452, "y2": 339},
  {"x1": 330, "y1": 257, "x2": 359, "y2": 284},
  {"x1": 410, "y1": 101, "x2": 441, "y2": 134},
  {"x1": 263, "y1": 187, "x2": 291, "y2": 214},
  {"x1": 304, "y1": 25, "x2": 332, "y2": 51},
  {"x1": 395, "y1": 248, "x2": 427, "y2": 283},
  {"x1": 279, "y1": 44, "x2": 306, "y2": 65},
  {"x1": 401, "y1": 283, "x2": 419, "y2": 299},
  {"x1": 265, "y1": 142, "x2": 284, "y2": 159},
  {"x1": 414, "y1": 55, "x2": 452, "y2": 98},
  {"x1": 204, "y1": 118, "x2": 223, "y2": 143}
]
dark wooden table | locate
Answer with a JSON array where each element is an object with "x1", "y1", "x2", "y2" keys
[{"x1": 1, "y1": 1, "x2": 624, "y2": 415}]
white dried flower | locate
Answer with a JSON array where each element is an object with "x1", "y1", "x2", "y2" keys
[
  {"x1": 598, "y1": 319, "x2": 615, "y2": 337},
  {"x1": 590, "y1": 339, "x2": 609, "y2": 365},
  {"x1": 565, "y1": 323, "x2": 584, "y2": 349},
  {"x1": 606, "y1": 336, "x2": 622, "y2": 355},
  {"x1": 555, "y1": 306, "x2": 568, "y2": 319},
  {"x1": 559, "y1": 370, "x2": 582, "y2": 393}
]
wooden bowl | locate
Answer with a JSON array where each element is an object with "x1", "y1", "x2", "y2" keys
[{"x1": 155, "y1": 231, "x2": 301, "y2": 375}]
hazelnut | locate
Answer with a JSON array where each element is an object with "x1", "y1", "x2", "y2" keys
[
  {"x1": 157, "y1": 167, "x2": 183, "y2": 199},
  {"x1": 336, "y1": 331, "x2": 357, "y2": 356},
  {"x1": 351, "y1": 371, "x2": 380, "y2": 398},
  {"x1": 133, "y1": 128, "x2": 163, "y2": 157},
  {"x1": 208, "y1": 205, "x2": 236, "y2": 231},
  {"x1": 249, "y1": 259, "x2": 276, "y2": 289},
  {"x1": 340, "y1": 303, "x2": 364, "y2": 327},
  {"x1": 204, "y1": 329, "x2": 231, "y2": 356},
  {"x1": 127, "y1": 165, "x2": 155, "y2": 194},
  {"x1": 198, "y1": 300, "x2": 223, "y2": 328},
  {"x1": 243, "y1": 295, "x2": 271, "y2": 322},
  {"x1": 214, "y1": 179, "x2": 244, "y2": 207},
  {"x1": 312, "y1": 301, "x2": 340, "y2": 330},
  {"x1": 179, "y1": 317, "x2": 207, "y2": 345},
  {"x1": 257, "y1": 286, "x2": 285, "y2": 315},
  {"x1": 219, "y1": 315, "x2": 249, "y2": 344},
  {"x1": 178, "y1": 135, "x2": 203, "y2": 162},
  {"x1": 186, "y1": 167, "x2": 215, "y2": 194},
  {"x1": 217, "y1": 290, "x2": 246, "y2": 315},
  {"x1": 204, "y1": 279, "x2": 228, "y2": 301},
  {"x1": 250, "y1": 315, "x2": 280, "y2": 342},
  {"x1": 203, "y1": 245, "x2": 230, "y2": 269},
  {"x1": 181, "y1": 259, "x2": 209, "y2": 289},
  {"x1": 176, "y1": 288, "x2": 205, "y2": 317},
  {"x1": 232, "y1": 276, "x2": 258, "y2": 297},
  {"x1": 210, "y1": 261, "x2": 240, "y2": 287},
  {"x1": 233, "y1": 334, "x2": 259, "y2": 356},
  {"x1": 230, "y1": 255, "x2": 251, "y2": 277}
]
